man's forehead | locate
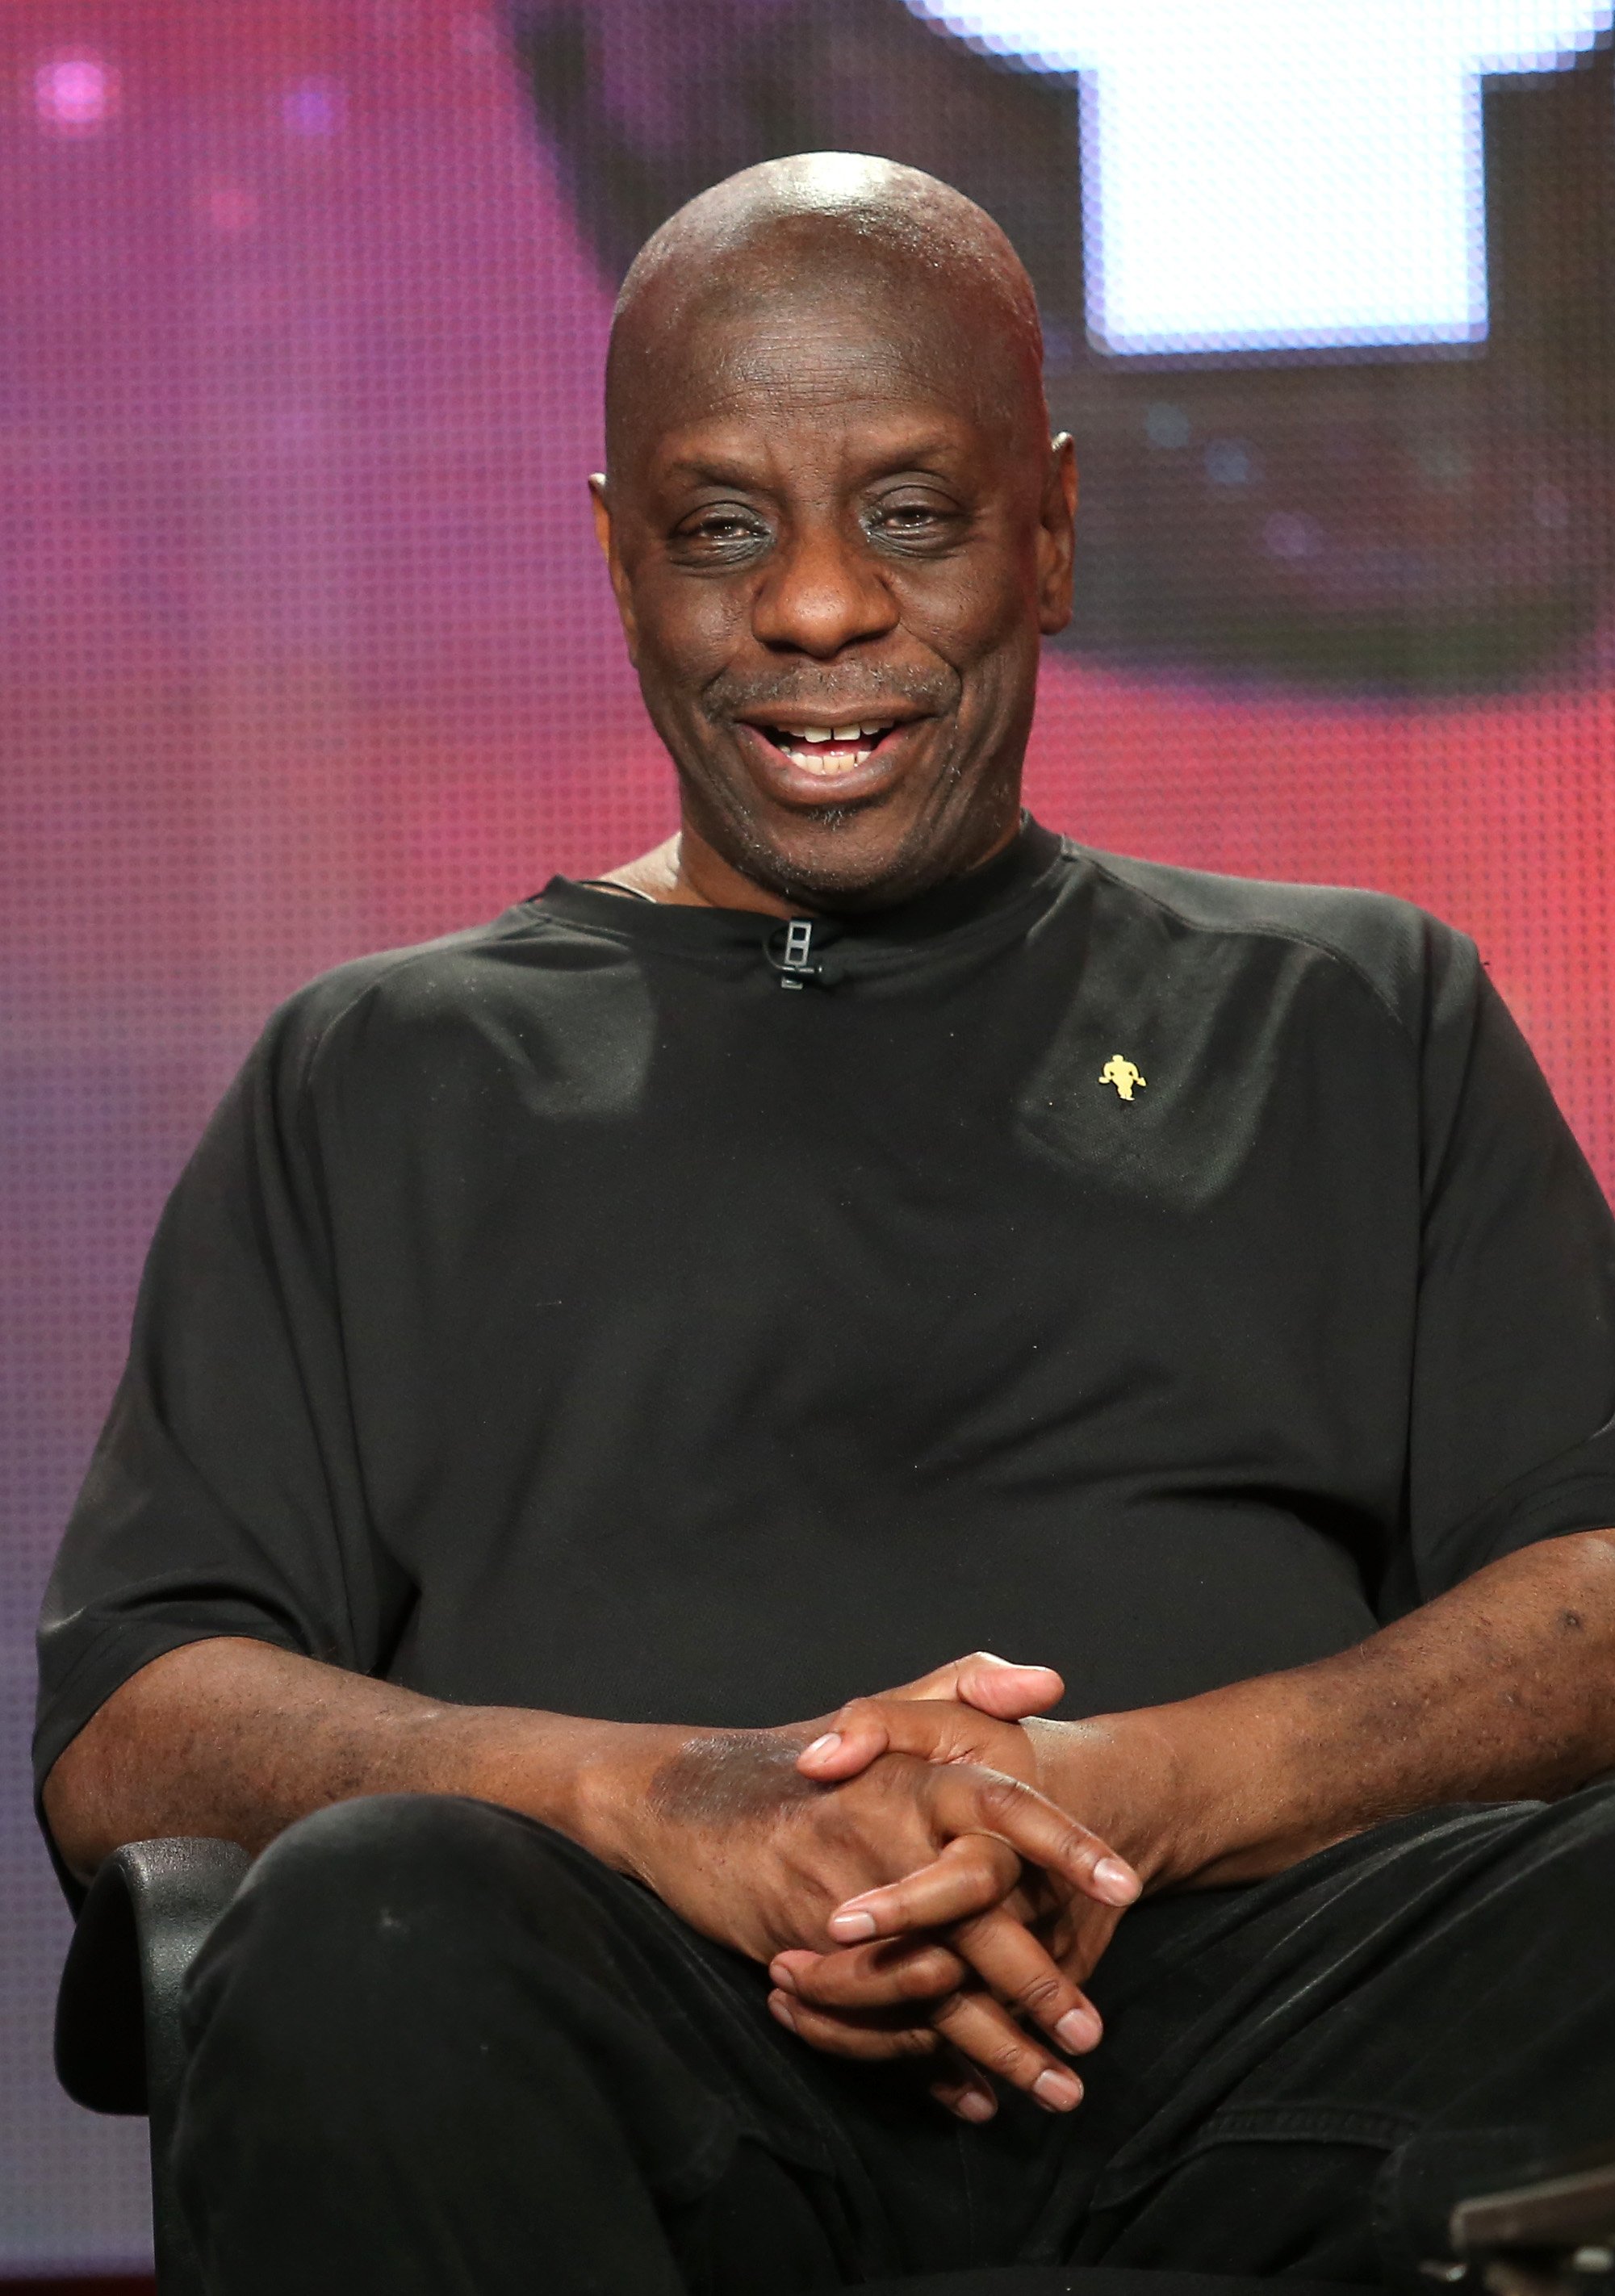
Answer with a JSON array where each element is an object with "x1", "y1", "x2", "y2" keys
[
  {"x1": 605, "y1": 160, "x2": 1049, "y2": 479},
  {"x1": 614, "y1": 288, "x2": 1019, "y2": 473},
  {"x1": 639, "y1": 261, "x2": 985, "y2": 373}
]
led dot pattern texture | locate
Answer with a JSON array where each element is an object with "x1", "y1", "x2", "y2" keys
[{"x1": 2, "y1": 0, "x2": 1613, "y2": 2268}]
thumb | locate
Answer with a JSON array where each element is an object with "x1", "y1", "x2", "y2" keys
[
  {"x1": 948, "y1": 1653, "x2": 1065, "y2": 1722},
  {"x1": 884, "y1": 1650, "x2": 1065, "y2": 1720},
  {"x1": 796, "y1": 1657, "x2": 1065, "y2": 1784},
  {"x1": 797, "y1": 1696, "x2": 981, "y2": 1781}
]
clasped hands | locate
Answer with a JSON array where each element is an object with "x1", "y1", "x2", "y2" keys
[{"x1": 632, "y1": 1654, "x2": 1148, "y2": 2127}]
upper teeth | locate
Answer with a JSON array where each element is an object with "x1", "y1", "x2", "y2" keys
[{"x1": 798, "y1": 724, "x2": 889, "y2": 742}]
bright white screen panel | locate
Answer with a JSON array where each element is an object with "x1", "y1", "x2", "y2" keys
[{"x1": 903, "y1": 0, "x2": 1615, "y2": 351}]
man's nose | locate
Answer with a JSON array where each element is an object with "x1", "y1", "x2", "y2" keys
[{"x1": 751, "y1": 521, "x2": 899, "y2": 657}]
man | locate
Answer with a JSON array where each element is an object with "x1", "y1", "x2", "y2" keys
[{"x1": 36, "y1": 153, "x2": 1615, "y2": 2294}]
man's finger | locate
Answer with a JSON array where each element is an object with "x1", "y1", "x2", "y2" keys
[
  {"x1": 781, "y1": 1911, "x2": 1102, "y2": 2056},
  {"x1": 825, "y1": 1771, "x2": 1139, "y2": 1943},
  {"x1": 944, "y1": 1653, "x2": 1065, "y2": 1721},
  {"x1": 772, "y1": 1974, "x2": 1075, "y2": 2112},
  {"x1": 798, "y1": 1696, "x2": 1007, "y2": 1783},
  {"x1": 826, "y1": 1832, "x2": 1022, "y2": 1942},
  {"x1": 773, "y1": 1969, "x2": 1084, "y2": 2113},
  {"x1": 771, "y1": 1937, "x2": 968, "y2": 2010},
  {"x1": 766, "y1": 1988, "x2": 940, "y2": 2063},
  {"x1": 930, "y1": 1988, "x2": 1086, "y2": 2113},
  {"x1": 888, "y1": 1651, "x2": 1065, "y2": 1717},
  {"x1": 797, "y1": 1655, "x2": 1063, "y2": 1781},
  {"x1": 928, "y1": 2053, "x2": 1000, "y2": 2123},
  {"x1": 932, "y1": 1765, "x2": 1140, "y2": 1907},
  {"x1": 946, "y1": 1904, "x2": 1104, "y2": 2055},
  {"x1": 770, "y1": 1959, "x2": 1087, "y2": 2115}
]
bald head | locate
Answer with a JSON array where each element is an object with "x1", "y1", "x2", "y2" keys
[{"x1": 605, "y1": 153, "x2": 1047, "y2": 477}]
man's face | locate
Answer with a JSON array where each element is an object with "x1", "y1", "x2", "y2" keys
[{"x1": 594, "y1": 275, "x2": 1076, "y2": 909}]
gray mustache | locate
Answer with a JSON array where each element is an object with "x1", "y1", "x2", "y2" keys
[{"x1": 707, "y1": 668, "x2": 959, "y2": 720}]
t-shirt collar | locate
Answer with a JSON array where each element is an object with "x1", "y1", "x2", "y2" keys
[{"x1": 530, "y1": 815, "x2": 1067, "y2": 980}]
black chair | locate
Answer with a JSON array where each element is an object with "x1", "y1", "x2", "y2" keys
[
  {"x1": 52, "y1": 1836, "x2": 1388, "y2": 2296},
  {"x1": 56, "y1": 1838, "x2": 249, "y2": 2296}
]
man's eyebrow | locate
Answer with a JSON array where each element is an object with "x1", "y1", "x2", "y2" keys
[
  {"x1": 857, "y1": 437, "x2": 970, "y2": 477},
  {"x1": 658, "y1": 436, "x2": 972, "y2": 490},
  {"x1": 660, "y1": 458, "x2": 768, "y2": 488}
]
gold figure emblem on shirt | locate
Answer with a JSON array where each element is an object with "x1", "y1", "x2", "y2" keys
[{"x1": 1099, "y1": 1054, "x2": 1146, "y2": 1102}]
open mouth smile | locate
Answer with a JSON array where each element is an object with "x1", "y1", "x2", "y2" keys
[{"x1": 749, "y1": 720, "x2": 901, "y2": 778}]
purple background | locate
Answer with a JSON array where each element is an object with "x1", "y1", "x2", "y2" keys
[{"x1": 2, "y1": 2, "x2": 1611, "y2": 2267}]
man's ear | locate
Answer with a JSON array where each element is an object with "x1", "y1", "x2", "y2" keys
[
  {"x1": 1036, "y1": 433, "x2": 1078, "y2": 637},
  {"x1": 588, "y1": 473, "x2": 640, "y2": 664}
]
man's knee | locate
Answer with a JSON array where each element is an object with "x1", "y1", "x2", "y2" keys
[
  {"x1": 183, "y1": 1793, "x2": 583, "y2": 2047},
  {"x1": 228, "y1": 1792, "x2": 522, "y2": 1934}
]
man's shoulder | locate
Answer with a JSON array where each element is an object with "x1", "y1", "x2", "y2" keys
[
  {"x1": 256, "y1": 901, "x2": 563, "y2": 1083},
  {"x1": 1067, "y1": 843, "x2": 1474, "y2": 1042}
]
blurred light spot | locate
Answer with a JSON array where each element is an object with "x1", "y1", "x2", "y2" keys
[
  {"x1": 282, "y1": 78, "x2": 345, "y2": 138},
  {"x1": 1205, "y1": 440, "x2": 1257, "y2": 487},
  {"x1": 1144, "y1": 401, "x2": 1190, "y2": 450},
  {"x1": 1533, "y1": 482, "x2": 1571, "y2": 530},
  {"x1": 34, "y1": 52, "x2": 119, "y2": 136},
  {"x1": 1263, "y1": 510, "x2": 1326, "y2": 561}
]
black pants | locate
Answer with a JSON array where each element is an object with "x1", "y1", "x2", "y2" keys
[{"x1": 175, "y1": 1785, "x2": 1615, "y2": 2294}]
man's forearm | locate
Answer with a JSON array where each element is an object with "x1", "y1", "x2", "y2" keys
[
  {"x1": 40, "y1": 1637, "x2": 682, "y2": 1884},
  {"x1": 1045, "y1": 1529, "x2": 1615, "y2": 1889},
  {"x1": 44, "y1": 1638, "x2": 1124, "y2": 2108}
]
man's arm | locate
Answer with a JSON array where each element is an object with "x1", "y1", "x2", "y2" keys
[
  {"x1": 1118, "y1": 1522, "x2": 1615, "y2": 1889},
  {"x1": 41, "y1": 1636, "x2": 656, "y2": 1881},
  {"x1": 42, "y1": 1637, "x2": 1137, "y2": 2114},
  {"x1": 775, "y1": 1529, "x2": 1615, "y2": 2059}
]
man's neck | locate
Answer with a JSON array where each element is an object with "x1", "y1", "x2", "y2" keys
[
  {"x1": 593, "y1": 833, "x2": 789, "y2": 915},
  {"x1": 593, "y1": 814, "x2": 1023, "y2": 919}
]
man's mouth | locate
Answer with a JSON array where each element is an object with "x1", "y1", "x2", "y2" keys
[{"x1": 749, "y1": 720, "x2": 900, "y2": 779}]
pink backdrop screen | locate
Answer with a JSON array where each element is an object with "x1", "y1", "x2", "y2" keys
[{"x1": 1, "y1": 1, "x2": 1610, "y2": 2268}]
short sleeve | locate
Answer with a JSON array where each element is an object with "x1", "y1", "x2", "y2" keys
[
  {"x1": 34, "y1": 995, "x2": 414, "y2": 1827},
  {"x1": 1391, "y1": 929, "x2": 1615, "y2": 1610}
]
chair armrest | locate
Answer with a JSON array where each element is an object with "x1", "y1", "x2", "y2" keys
[
  {"x1": 55, "y1": 1838, "x2": 249, "y2": 2296},
  {"x1": 55, "y1": 1837, "x2": 251, "y2": 2118},
  {"x1": 1451, "y1": 2148, "x2": 1615, "y2": 2296}
]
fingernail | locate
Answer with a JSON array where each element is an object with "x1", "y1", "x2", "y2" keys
[
  {"x1": 1094, "y1": 1856, "x2": 1141, "y2": 1904},
  {"x1": 1055, "y1": 2007, "x2": 1102, "y2": 2053},
  {"x1": 828, "y1": 1909, "x2": 877, "y2": 1942},
  {"x1": 954, "y1": 2088, "x2": 997, "y2": 2122},
  {"x1": 1033, "y1": 2068, "x2": 1083, "y2": 2112},
  {"x1": 769, "y1": 1961, "x2": 798, "y2": 1994},
  {"x1": 800, "y1": 1733, "x2": 842, "y2": 1761},
  {"x1": 768, "y1": 1993, "x2": 798, "y2": 2032}
]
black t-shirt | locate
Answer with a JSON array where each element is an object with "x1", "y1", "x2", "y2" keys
[{"x1": 36, "y1": 819, "x2": 1615, "y2": 1813}]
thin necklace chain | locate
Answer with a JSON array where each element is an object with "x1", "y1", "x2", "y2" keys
[{"x1": 575, "y1": 877, "x2": 659, "y2": 904}]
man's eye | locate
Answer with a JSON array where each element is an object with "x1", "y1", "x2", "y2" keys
[
  {"x1": 677, "y1": 512, "x2": 767, "y2": 550},
  {"x1": 868, "y1": 501, "x2": 956, "y2": 543}
]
